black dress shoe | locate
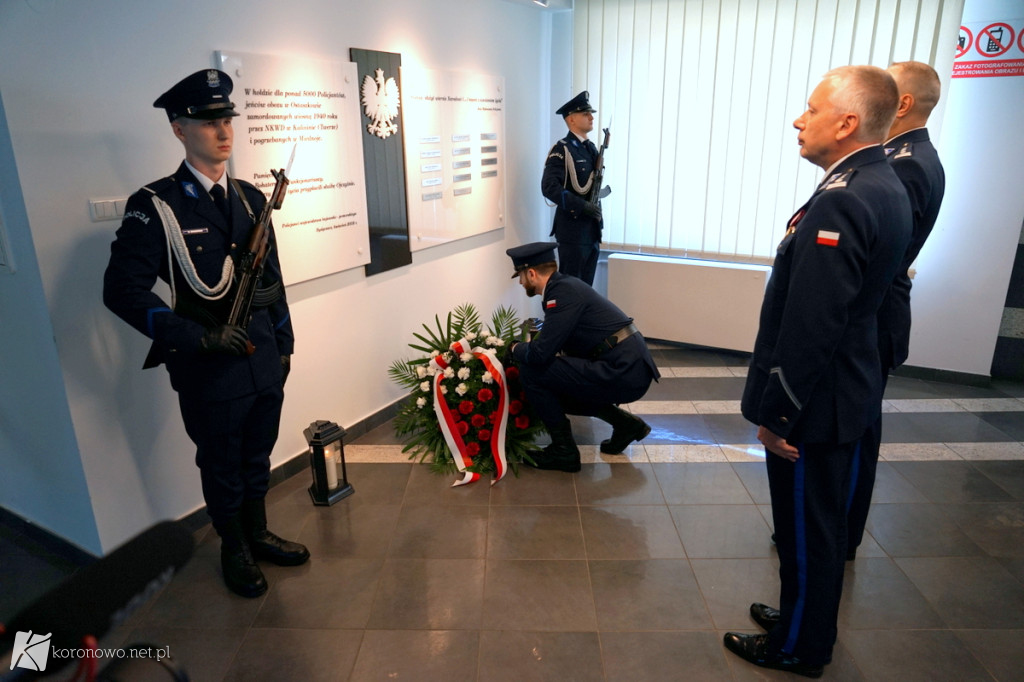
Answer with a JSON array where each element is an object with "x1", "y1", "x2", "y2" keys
[
  {"x1": 750, "y1": 602, "x2": 781, "y2": 630},
  {"x1": 221, "y1": 543, "x2": 267, "y2": 598},
  {"x1": 249, "y1": 529, "x2": 311, "y2": 566},
  {"x1": 723, "y1": 632, "x2": 823, "y2": 679}
]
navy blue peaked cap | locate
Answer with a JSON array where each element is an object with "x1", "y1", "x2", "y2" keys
[
  {"x1": 507, "y1": 242, "x2": 558, "y2": 278},
  {"x1": 556, "y1": 91, "x2": 596, "y2": 117},
  {"x1": 153, "y1": 69, "x2": 240, "y2": 122}
]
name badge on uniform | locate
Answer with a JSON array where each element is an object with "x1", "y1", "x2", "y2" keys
[{"x1": 181, "y1": 228, "x2": 209, "y2": 236}]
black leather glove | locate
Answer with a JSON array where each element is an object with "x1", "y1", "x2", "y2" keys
[
  {"x1": 582, "y1": 202, "x2": 602, "y2": 221},
  {"x1": 200, "y1": 325, "x2": 250, "y2": 356},
  {"x1": 281, "y1": 354, "x2": 291, "y2": 385},
  {"x1": 501, "y1": 343, "x2": 517, "y2": 368}
]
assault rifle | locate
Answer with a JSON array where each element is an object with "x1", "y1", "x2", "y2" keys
[
  {"x1": 587, "y1": 121, "x2": 612, "y2": 207},
  {"x1": 227, "y1": 165, "x2": 290, "y2": 355}
]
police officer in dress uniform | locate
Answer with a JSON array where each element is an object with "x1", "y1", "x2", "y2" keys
[
  {"x1": 725, "y1": 66, "x2": 912, "y2": 677},
  {"x1": 505, "y1": 242, "x2": 660, "y2": 472},
  {"x1": 542, "y1": 91, "x2": 604, "y2": 286},
  {"x1": 103, "y1": 69, "x2": 308, "y2": 598},
  {"x1": 846, "y1": 61, "x2": 946, "y2": 560}
]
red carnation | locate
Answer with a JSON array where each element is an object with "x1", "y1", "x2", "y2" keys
[
  {"x1": 478, "y1": 429, "x2": 491, "y2": 442},
  {"x1": 471, "y1": 413, "x2": 487, "y2": 428},
  {"x1": 505, "y1": 366, "x2": 519, "y2": 380},
  {"x1": 515, "y1": 415, "x2": 530, "y2": 429},
  {"x1": 489, "y1": 412, "x2": 500, "y2": 425},
  {"x1": 456, "y1": 421, "x2": 470, "y2": 436},
  {"x1": 509, "y1": 400, "x2": 523, "y2": 415},
  {"x1": 466, "y1": 442, "x2": 480, "y2": 457},
  {"x1": 459, "y1": 400, "x2": 474, "y2": 414},
  {"x1": 477, "y1": 388, "x2": 494, "y2": 402}
]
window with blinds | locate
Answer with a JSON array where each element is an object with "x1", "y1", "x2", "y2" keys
[{"x1": 572, "y1": 0, "x2": 963, "y2": 264}]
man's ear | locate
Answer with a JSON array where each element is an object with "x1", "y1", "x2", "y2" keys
[
  {"x1": 895, "y1": 93, "x2": 914, "y2": 119},
  {"x1": 835, "y1": 113, "x2": 859, "y2": 142}
]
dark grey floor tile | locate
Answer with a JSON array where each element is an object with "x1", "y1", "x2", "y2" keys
[
  {"x1": 703, "y1": 413, "x2": 760, "y2": 445},
  {"x1": 489, "y1": 462, "x2": 579, "y2": 506},
  {"x1": 838, "y1": 557, "x2": 943, "y2": 629},
  {"x1": 254, "y1": 557, "x2": 382, "y2": 629},
  {"x1": 885, "y1": 375, "x2": 1010, "y2": 400},
  {"x1": 387, "y1": 504, "x2": 487, "y2": 558},
  {"x1": 891, "y1": 461, "x2": 1016, "y2": 503},
  {"x1": 864, "y1": 461, "x2": 930, "y2": 503},
  {"x1": 350, "y1": 630, "x2": 478, "y2": 682},
  {"x1": 120, "y1": 626, "x2": 247, "y2": 682},
  {"x1": 976, "y1": 410, "x2": 1024, "y2": 440},
  {"x1": 478, "y1": 630, "x2": 604, "y2": 682},
  {"x1": 402, "y1": 462, "x2": 491, "y2": 505},
  {"x1": 366, "y1": 558, "x2": 484, "y2": 630},
  {"x1": 955, "y1": 629, "x2": 1024, "y2": 682},
  {"x1": 575, "y1": 462, "x2": 666, "y2": 505},
  {"x1": 642, "y1": 376, "x2": 747, "y2": 400},
  {"x1": 297, "y1": 504, "x2": 402, "y2": 559},
  {"x1": 882, "y1": 411, "x2": 1016, "y2": 443},
  {"x1": 973, "y1": 460, "x2": 1024, "y2": 500},
  {"x1": 865, "y1": 503, "x2": 983, "y2": 557},
  {"x1": 941, "y1": 502, "x2": 1024, "y2": 559},
  {"x1": 589, "y1": 559, "x2": 712, "y2": 629},
  {"x1": 642, "y1": 414, "x2": 716, "y2": 446},
  {"x1": 896, "y1": 556, "x2": 1024, "y2": 628},
  {"x1": 580, "y1": 506, "x2": 686, "y2": 559},
  {"x1": 731, "y1": 461, "x2": 771, "y2": 505},
  {"x1": 223, "y1": 627, "x2": 360, "y2": 682},
  {"x1": 653, "y1": 462, "x2": 754, "y2": 504},
  {"x1": 997, "y1": 556, "x2": 1024, "y2": 583},
  {"x1": 602, "y1": 631, "x2": 733, "y2": 682},
  {"x1": 671, "y1": 504, "x2": 773, "y2": 559},
  {"x1": 690, "y1": 558, "x2": 779, "y2": 630},
  {"x1": 139, "y1": 554, "x2": 265, "y2": 629},
  {"x1": 336, "y1": 462, "x2": 413, "y2": 506},
  {"x1": 482, "y1": 559, "x2": 596, "y2": 631},
  {"x1": 487, "y1": 506, "x2": 585, "y2": 559},
  {"x1": 649, "y1": 345, "x2": 750, "y2": 368},
  {"x1": 842, "y1": 629, "x2": 995, "y2": 682},
  {"x1": 991, "y1": 379, "x2": 1024, "y2": 398}
]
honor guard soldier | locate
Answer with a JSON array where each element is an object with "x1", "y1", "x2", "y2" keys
[
  {"x1": 727, "y1": 66, "x2": 912, "y2": 677},
  {"x1": 103, "y1": 69, "x2": 308, "y2": 598},
  {"x1": 542, "y1": 91, "x2": 604, "y2": 286},
  {"x1": 506, "y1": 242, "x2": 660, "y2": 472},
  {"x1": 846, "y1": 60, "x2": 947, "y2": 561}
]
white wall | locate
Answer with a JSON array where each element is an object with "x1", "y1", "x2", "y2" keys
[
  {"x1": 0, "y1": 0, "x2": 561, "y2": 553},
  {"x1": 908, "y1": 0, "x2": 1024, "y2": 375}
]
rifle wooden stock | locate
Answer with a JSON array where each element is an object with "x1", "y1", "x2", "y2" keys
[{"x1": 227, "y1": 167, "x2": 289, "y2": 354}]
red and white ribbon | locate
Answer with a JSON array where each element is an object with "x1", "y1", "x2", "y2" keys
[{"x1": 430, "y1": 338, "x2": 510, "y2": 487}]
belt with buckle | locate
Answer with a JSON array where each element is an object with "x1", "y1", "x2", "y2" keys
[{"x1": 590, "y1": 323, "x2": 639, "y2": 358}]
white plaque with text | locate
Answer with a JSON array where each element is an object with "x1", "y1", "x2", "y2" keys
[
  {"x1": 217, "y1": 50, "x2": 370, "y2": 284},
  {"x1": 399, "y1": 67, "x2": 505, "y2": 251}
]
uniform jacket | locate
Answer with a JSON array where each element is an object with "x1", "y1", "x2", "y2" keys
[
  {"x1": 877, "y1": 128, "x2": 945, "y2": 368},
  {"x1": 103, "y1": 162, "x2": 294, "y2": 401},
  {"x1": 541, "y1": 133, "x2": 602, "y2": 245},
  {"x1": 512, "y1": 272, "x2": 659, "y2": 380},
  {"x1": 741, "y1": 146, "x2": 912, "y2": 444}
]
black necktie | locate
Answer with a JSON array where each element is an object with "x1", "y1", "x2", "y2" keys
[{"x1": 210, "y1": 184, "x2": 230, "y2": 221}]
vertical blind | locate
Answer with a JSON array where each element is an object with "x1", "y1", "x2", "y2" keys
[{"x1": 573, "y1": 0, "x2": 963, "y2": 264}]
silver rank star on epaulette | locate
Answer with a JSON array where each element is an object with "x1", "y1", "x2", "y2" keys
[
  {"x1": 893, "y1": 142, "x2": 913, "y2": 159},
  {"x1": 822, "y1": 169, "x2": 855, "y2": 190}
]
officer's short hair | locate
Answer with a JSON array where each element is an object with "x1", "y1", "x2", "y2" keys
[
  {"x1": 824, "y1": 65, "x2": 899, "y2": 142},
  {"x1": 889, "y1": 61, "x2": 941, "y2": 116}
]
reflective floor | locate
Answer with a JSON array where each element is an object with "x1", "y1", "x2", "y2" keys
[{"x1": 3, "y1": 345, "x2": 1023, "y2": 680}]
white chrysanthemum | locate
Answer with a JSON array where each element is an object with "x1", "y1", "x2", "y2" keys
[
  {"x1": 416, "y1": 365, "x2": 427, "y2": 379},
  {"x1": 419, "y1": 381, "x2": 430, "y2": 392},
  {"x1": 440, "y1": 385, "x2": 448, "y2": 395},
  {"x1": 484, "y1": 336, "x2": 499, "y2": 346},
  {"x1": 443, "y1": 367, "x2": 455, "y2": 379},
  {"x1": 457, "y1": 367, "x2": 471, "y2": 380},
  {"x1": 416, "y1": 397, "x2": 427, "y2": 408},
  {"x1": 466, "y1": 331, "x2": 478, "y2": 340},
  {"x1": 492, "y1": 338, "x2": 505, "y2": 347},
  {"x1": 460, "y1": 352, "x2": 474, "y2": 362},
  {"x1": 482, "y1": 371, "x2": 494, "y2": 384},
  {"x1": 455, "y1": 383, "x2": 468, "y2": 396}
]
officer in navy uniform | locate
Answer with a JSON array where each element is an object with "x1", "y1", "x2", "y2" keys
[
  {"x1": 542, "y1": 91, "x2": 604, "y2": 286},
  {"x1": 103, "y1": 69, "x2": 308, "y2": 598},
  {"x1": 846, "y1": 60, "x2": 946, "y2": 560},
  {"x1": 506, "y1": 242, "x2": 659, "y2": 472},
  {"x1": 726, "y1": 66, "x2": 912, "y2": 677}
]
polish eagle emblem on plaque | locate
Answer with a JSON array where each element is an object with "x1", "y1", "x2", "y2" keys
[{"x1": 361, "y1": 68, "x2": 401, "y2": 139}]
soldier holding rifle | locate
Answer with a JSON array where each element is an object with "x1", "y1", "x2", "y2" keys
[
  {"x1": 103, "y1": 69, "x2": 307, "y2": 598},
  {"x1": 541, "y1": 91, "x2": 609, "y2": 286}
]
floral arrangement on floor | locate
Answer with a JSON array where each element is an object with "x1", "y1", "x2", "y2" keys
[{"x1": 388, "y1": 303, "x2": 546, "y2": 485}]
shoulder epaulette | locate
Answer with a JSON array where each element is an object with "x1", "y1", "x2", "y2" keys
[
  {"x1": 142, "y1": 176, "x2": 176, "y2": 196},
  {"x1": 821, "y1": 168, "x2": 857, "y2": 190},
  {"x1": 893, "y1": 142, "x2": 914, "y2": 159}
]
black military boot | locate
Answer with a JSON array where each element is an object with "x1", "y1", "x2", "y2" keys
[
  {"x1": 241, "y1": 497, "x2": 310, "y2": 566},
  {"x1": 596, "y1": 405, "x2": 651, "y2": 454},
  {"x1": 525, "y1": 419, "x2": 581, "y2": 473},
  {"x1": 220, "y1": 517, "x2": 267, "y2": 598}
]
